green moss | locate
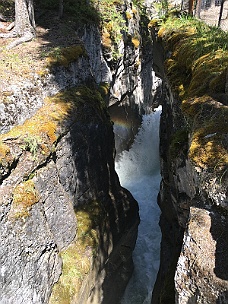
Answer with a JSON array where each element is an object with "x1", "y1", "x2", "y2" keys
[
  {"x1": 0, "y1": 85, "x2": 108, "y2": 179},
  {"x1": 21, "y1": 135, "x2": 41, "y2": 158},
  {"x1": 9, "y1": 180, "x2": 40, "y2": 219},
  {"x1": 148, "y1": 19, "x2": 160, "y2": 28},
  {"x1": 98, "y1": 82, "x2": 110, "y2": 98},
  {"x1": 181, "y1": 95, "x2": 228, "y2": 168},
  {"x1": 46, "y1": 45, "x2": 87, "y2": 67},
  {"x1": 0, "y1": 93, "x2": 72, "y2": 156},
  {"x1": 50, "y1": 201, "x2": 106, "y2": 304},
  {"x1": 157, "y1": 16, "x2": 228, "y2": 169},
  {"x1": 159, "y1": 16, "x2": 228, "y2": 99},
  {"x1": 188, "y1": 51, "x2": 228, "y2": 97}
]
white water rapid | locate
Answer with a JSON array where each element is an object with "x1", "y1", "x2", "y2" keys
[{"x1": 115, "y1": 107, "x2": 162, "y2": 304}]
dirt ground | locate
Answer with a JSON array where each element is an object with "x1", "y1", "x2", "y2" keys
[{"x1": 0, "y1": 10, "x2": 81, "y2": 86}]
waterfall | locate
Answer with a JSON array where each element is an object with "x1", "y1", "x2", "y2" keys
[{"x1": 115, "y1": 107, "x2": 162, "y2": 304}]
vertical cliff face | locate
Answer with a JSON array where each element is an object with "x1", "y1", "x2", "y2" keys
[
  {"x1": 155, "y1": 91, "x2": 228, "y2": 304},
  {"x1": 151, "y1": 19, "x2": 228, "y2": 304},
  {"x1": 0, "y1": 1, "x2": 162, "y2": 302},
  {"x1": 0, "y1": 84, "x2": 135, "y2": 303},
  {"x1": 0, "y1": 2, "x2": 151, "y2": 301},
  {"x1": 0, "y1": 84, "x2": 139, "y2": 303}
]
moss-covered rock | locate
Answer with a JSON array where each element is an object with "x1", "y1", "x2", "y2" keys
[
  {"x1": 158, "y1": 16, "x2": 228, "y2": 170},
  {"x1": 50, "y1": 200, "x2": 106, "y2": 303},
  {"x1": 9, "y1": 180, "x2": 40, "y2": 219},
  {"x1": 46, "y1": 45, "x2": 87, "y2": 67}
]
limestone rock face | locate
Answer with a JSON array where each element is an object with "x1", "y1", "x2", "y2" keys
[
  {"x1": 0, "y1": 56, "x2": 92, "y2": 135},
  {"x1": 152, "y1": 86, "x2": 228, "y2": 304},
  {"x1": 175, "y1": 207, "x2": 228, "y2": 304},
  {"x1": 0, "y1": 5, "x2": 144, "y2": 299},
  {"x1": 0, "y1": 86, "x2": 139, "y2": 303},
  {"x1": 0, "y1": 1, "x2": 158, "y2": 302}
]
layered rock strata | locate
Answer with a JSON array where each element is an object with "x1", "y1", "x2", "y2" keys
[
  {"x1": 151, "y1": 20, "x2": 228, "y2": 304},
  {"x1": 0, "y1": 85, "x2": 139, "y2": 304}
]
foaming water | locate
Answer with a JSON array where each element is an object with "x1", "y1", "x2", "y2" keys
[{"x1": 115, "y1": 107, "x2": 162, "y2": 304}]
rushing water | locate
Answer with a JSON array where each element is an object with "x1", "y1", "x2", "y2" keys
[{"x1": 115, "y1": 107, "x2": 162, "y2": 304}]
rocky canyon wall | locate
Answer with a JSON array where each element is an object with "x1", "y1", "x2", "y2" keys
[
  {"x1": 151, "y1": 20, "x2": 228, "y2": 304},
  {"x1": 0, "y1": 1, "x2": 156, "y2": 302},
  {"x1": 0, "y1": 0, "x2": 163, "y2": 302},
  {"x1": 0, "y1": 79, "x2": 140, "y2": 304}
]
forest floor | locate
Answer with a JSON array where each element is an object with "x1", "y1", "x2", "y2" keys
[{"x1": 0, "y1": 9, "x2": 81, "y2": 88}]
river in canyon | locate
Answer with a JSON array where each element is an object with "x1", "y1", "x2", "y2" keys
[{"x1": 115, "y1": 107, "x2": 162, "y2": 304}]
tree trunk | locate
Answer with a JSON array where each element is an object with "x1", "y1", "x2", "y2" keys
[
  {"x1": 188, "y1": 0, "x2": 195, "y2": 15},
  {"x1": 218, "y1": 0, "x2": 225, "y2": 27},
  {"x1": 195, "y1": 0, "x2": 202, "y2": 18},
  {"x1": 0, "y1": 0, "x2": 36, "y2": 48},
  {"x1": 14, "y1": 0, "x2": 35, "y2": 37}
]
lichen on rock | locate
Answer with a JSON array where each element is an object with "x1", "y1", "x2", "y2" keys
[{"x1": 152, "y1": 15, "x2": 228, "y2": 304}]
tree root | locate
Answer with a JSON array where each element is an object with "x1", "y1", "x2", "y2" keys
[
  {"x1": 0, "y1": 30, "x2": 17, "y2": 39},
  {"x1": 6, "y1": 31, "x2": 35, "y2": 49},
  {"x1": 0, "y1": 29, "x2": 35, "y2": 49},
  {"x1": 6, "y1": 22, "x2": 15, "y2": 31}
]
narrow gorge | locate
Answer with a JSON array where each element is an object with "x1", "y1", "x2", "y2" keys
[{"x1": 0, "y1": 0, "x2": 227, "y2": 304}]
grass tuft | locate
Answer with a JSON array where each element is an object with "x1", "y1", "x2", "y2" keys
[{"x1": 157, "y1": 15, "x2": 228, "y2": 169}]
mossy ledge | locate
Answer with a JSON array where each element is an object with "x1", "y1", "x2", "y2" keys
[
  {"x1": 0, "y1": 85, "x2": 107, "y2": 166},
  {"x1": 9, "y1": 180, "x2": 40, "y2": 219},
  {"x1": 157, "y1": 16, "x2": 228, "y2": 170},
  {"x1": 46, "y1": 45, "x2": 87, "y2": 68},
  {"x1": 50, "y1": 200, "x2": 107, "y2": 304},
  {"x1": 0, "y1": 85, "x2": 109, "y2": 222}
]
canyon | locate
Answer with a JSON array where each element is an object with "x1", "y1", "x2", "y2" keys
[{"x1": 0, "y1": 0, "x2": 227, "y2": 303}]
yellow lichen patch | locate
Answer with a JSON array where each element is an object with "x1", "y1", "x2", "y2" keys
[
  {"x1": 0, "y1": 91, "x2": 74, "y2": 157},
  {"x1": 46, "y1": 45, "x2": 86, "y2": 67},
  {"x1": 132, "y1": 6, "x2": 137, "y2": 15},
  {"x1": 148, "y1": 19, "x2": 160, "y2": 28},
  {"x1": 185, "y1": 96, "x2": 228, "y2": 168},
  {"x1": 189, "y1": 131, "x2": 228, "y2": 169},
  {"x1": 102, "y1": 30, "x2": 112, "y2": 48},
  {"x1": 125, "y1": 11, "x2": 133, "y2": 19},
  {"x1": 50, "y1": 201, "x2": 105, "y2": 304},
  {"x1": 131, "y1": 37, "x2": 140, "y2": 48},
  {"x1": 9, "y1": 180, "x2": 40, "y2": 219},
  {"x1": 0, "y1": 86, "x2": 106, "y2": 178},
  {"x1": 0, "y1": 141, "x2": 12, "y2": 164}
]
